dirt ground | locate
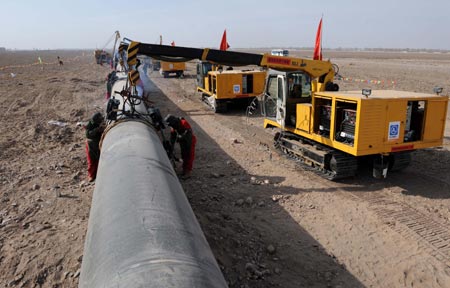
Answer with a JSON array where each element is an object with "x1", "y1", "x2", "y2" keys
[{"x1": 1, "y1": 49, "x2": 450, "y2": 288}]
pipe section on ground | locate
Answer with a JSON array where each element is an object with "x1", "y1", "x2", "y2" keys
[{"x1": 79, "y1": 74, "x2": 227, "y2": 287}]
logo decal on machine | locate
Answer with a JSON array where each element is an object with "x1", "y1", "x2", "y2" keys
[
  {"x1": 267, "y1": 57, "x2": 291, "y2": 65},
  {"x1": 388, "y1": 121, "x2": 400, "y2": 140},
  {"x1": 391, "y1": 144, "x2": 414, "y2": 152},
  {"x1": 233, "y1": 84, "x2": 240, "y2": 94}
]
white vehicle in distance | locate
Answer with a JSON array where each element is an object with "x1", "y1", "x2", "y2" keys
[{"x1": 271, "y1": 49, "x2": 289, "y2": 56}]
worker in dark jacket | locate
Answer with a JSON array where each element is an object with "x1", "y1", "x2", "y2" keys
[
  {"x1": 164, "y1": 114, "x2": 196, "y2": 179},
  {"x1": 105, "y1": 71, "x2": 117, "y2": 100},
  {"x1": 85, "y1": 112, "x2": 105, "y2": 182}
]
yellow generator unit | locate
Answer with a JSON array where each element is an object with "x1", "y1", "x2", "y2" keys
[
  {"x1": 151, "y1": 59, "x2": 161, "y2": 71},
  {"x1": 160, "y1": 61, "x2": 186, "y2": 78},
  {"x1": 263, "y1": 71, "x2": 448, "y2": 179},
  {"x1": 196, "y1": 62, "x2": 266, "y2": 113},
  {"x1": 310, "y1": 90, "x2": 447, "y2": 155}
]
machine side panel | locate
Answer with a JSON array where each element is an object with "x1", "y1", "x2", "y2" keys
[
  {"x1": 214, "y1": 71, "x2": 266, "y2": 100},
  {"x1": 356, "y1": 99, "x2": 386, "y2": 154},
  {"x1": 215, "y1": 74, "x2": 231, "y2": 99},
  {"x1": 423, "y1": 100, "x2": 448, "y2": 141},
  {"x1": 296, "y1": 103, "x2": 312, "y2": 133},
  {"x1": 383, "y1": 100, "x2": 407, "y2": 146},
  {"x1": 161, "y1": 61, "x2": 186, "y2": 72}
]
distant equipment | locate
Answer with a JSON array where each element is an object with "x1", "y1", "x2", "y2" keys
[
  {"x1": 95, "y1": 31, "x2": 120, "y2": 65},
  {"x1": 150, "y1": 35, "x2": 186, "y2": 78},
  {"x1": 196, "y1": 61, "x2": 266, "y2": 113},
  {"x1": 271, "y1": 49, "x2": 289, "y2": 57},
  {"x1": 160, "y1": 61, "x2": 186, "y2": 78}
]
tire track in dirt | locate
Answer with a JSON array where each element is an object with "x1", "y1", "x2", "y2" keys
[
  {"x1": 342, "y1": 172, "x2": 450, "y2": 272},
  {"x1": 346, "y1": 190, "x2": 450, "y2": 270},
  {"x1": 282, "y1": 145, "x2": 450, "y2": 275},
  {"x1": 283, "y1": 143, "x2": 450, "y2": 274}
]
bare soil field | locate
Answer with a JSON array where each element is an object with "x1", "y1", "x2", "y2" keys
[{"x1": 1, "y1": 49, "x2": 450, "y2": 288}]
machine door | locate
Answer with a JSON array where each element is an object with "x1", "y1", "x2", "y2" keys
[
  {"x1": 276, "y1": 75, "x2": 286, "y2": 127},
  {"x1": 196, "y1": 61, "x2": 212, "y2": 88},
  {"x1": 263, "y1": 74, "x2": 285, "y2": 127},
  {"x1": 196, "y1": 63, "x2": 202, "y2": 87}
]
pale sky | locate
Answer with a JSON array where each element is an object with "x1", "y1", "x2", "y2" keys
[{"x1": 2, "y1": 0, "x2": 449, "y2": 50}]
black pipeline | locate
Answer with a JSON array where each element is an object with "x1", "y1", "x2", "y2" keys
[{"x1": 79, "y1": 74, "x2": 227, "y2": 287}]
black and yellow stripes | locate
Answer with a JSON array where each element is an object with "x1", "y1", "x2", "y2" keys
[
  {"x1": 118, "y1": 43, "x2": 126, "y2": 54},
  {"x1": 127, "y1": 41, "x2": 140, "y2": 67},
  {"x1": 128, "y1": 69, "x2": 140, "y2": 85},
  {"x1": 201, "y1": 48, "x2": 210, "y2": 61}
]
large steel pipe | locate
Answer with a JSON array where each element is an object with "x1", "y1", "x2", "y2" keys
[{"x1": 79, "y1": 77, "x2": 227, "y2": 287}]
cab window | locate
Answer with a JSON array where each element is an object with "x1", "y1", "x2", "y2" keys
[{"x1": 288, "y1": 72, "x2": 311, "y2": 99}]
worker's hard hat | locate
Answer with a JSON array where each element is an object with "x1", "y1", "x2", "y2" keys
[
  {"x1": 92, "y1": 112, "x2": 103, "y2": 124},
  {"x1": 164, "y1": 114, "x2": 179, "y2": 127}
]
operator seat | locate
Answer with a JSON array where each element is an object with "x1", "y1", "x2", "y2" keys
[{"x1": 291, "y1": 84, "x2": 302, "y2": 98}]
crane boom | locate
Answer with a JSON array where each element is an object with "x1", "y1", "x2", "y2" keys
[{"x1": 126, "y1": 41, "x2": 335, "y2": 82}]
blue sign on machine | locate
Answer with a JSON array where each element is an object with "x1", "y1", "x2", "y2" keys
[{"x1": 388, "y1": 121, "x2": 400, "y2": 140}]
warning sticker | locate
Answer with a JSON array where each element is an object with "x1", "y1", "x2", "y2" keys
[
  {"x1": 388, "y1": 121, "x2": 400, "y2": 140},
  {"x1": 233, "y1": 84, "x2": 240, "y2": 94}
]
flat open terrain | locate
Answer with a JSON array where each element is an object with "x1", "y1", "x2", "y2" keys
[{"x1": 1, "y1": 49, "x2": 450, "y2": 287}]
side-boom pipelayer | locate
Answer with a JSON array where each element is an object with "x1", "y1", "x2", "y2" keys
[
  {"x1": 126, "y1": 41, "x2": 336, "y2": 88},
  {"x1": 126, "y1": 41, "x2": 448, "y2": 180}
]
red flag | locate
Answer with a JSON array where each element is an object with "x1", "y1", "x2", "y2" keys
[
  {"x1": 220, "y1": 30, "x2": 230, "y2": 51},
  {"x1": 313, "y1": 18, "x2": 322, "y2": 60},
  {"x1": 171, "y1": 41, "x2": 175, "y2": 46}
]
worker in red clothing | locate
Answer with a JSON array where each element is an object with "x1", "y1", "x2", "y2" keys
[
  {"x1": 164, "y1": 114, "x2": 196, "y2": 179},
  {"x1": 85, "y1": 112, "x2": 105, "y2": 182}
]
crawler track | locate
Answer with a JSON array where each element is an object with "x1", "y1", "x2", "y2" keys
[
  {"x1": 201, "y1": 94, "x2": 227, "y2": 113},
  {"x1": 275, "y1": 132, "x2": 358, "y2": 180}
]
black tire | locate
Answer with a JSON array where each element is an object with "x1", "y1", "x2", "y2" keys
[
  {"x1": 273, "y1": 132, "x2": 282, "y2": 149},
  {"x1": 212, "y1": 98, "x2": 227, "y2": 113},
  {"x1": 388, "y1": 152, "x2": 412, "y2": 171}
]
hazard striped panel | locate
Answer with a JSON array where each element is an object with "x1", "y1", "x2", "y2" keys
[
  {"x1": 127, "y1": 41, "x2": 140, "y2": 67},
  {"x1": 201, "y1": 48, "x2": 210, "y2": 61},
  {"x1": 118, "y1": 44, "x2": 126, "y2": 54},
  {"x1": 128, "y1": 69, "x2": 140, "y2": 85}
]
